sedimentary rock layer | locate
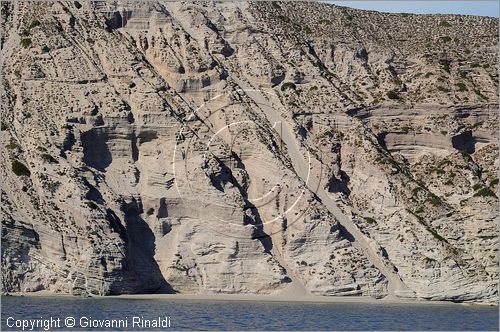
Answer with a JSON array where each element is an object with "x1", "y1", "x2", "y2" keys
[{"x1": 1, "y1": 1, "x2": 498, "y2": 303}]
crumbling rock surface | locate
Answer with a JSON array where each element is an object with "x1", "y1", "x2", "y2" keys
[{"x1": 1, "y1": 1, "x2": 497, "y2": 303}]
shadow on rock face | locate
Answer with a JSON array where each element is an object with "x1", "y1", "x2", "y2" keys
[
  {"x1": 104, "y1": 11, "x2": 132, "y2": 30},
  {"x1": 244, "y1": 206, "x2": 273, "y2": 254},
  {"x1": 121, "y1": 200, "x2": 175, "y2": 294},
  {"x1": 337, "y1": 223, "x2": 355, "y2": 243},
  {"x1": 81, "y1": 129, "x2": 112, "y2": 171},
  {"x1": 328, "y1": 170, "x2": 351, "y2": 196},
  {"x1": 452, "y1": 130, "x2": 476, "y2": 154}
]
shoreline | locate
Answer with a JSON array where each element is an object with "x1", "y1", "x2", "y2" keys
[{"x1": 2, "y1": 291, "x2": 497, "y2": 307}]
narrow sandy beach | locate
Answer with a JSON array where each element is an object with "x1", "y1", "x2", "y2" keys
[
  {"x1": 111, "y1": 293, "x2": 426, "y2": 305},
  {"x1": 109, "y1": 293, "x2": 487, "y2": 306},
  {"x1": 4, "y1": 291, "x2": 494, "y2": 306}
]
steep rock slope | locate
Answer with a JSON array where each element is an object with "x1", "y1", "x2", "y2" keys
[{"x1": 1, "y1": 1, "x2": 497, "y2": 303}]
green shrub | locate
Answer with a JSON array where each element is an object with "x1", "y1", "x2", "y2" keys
[
  {"x1": 456, "y1": 82, "x2": 467, "y2": 92},
  {"x1": 424, "y1": 257, "x2": 436, "y2": 264},
  {"x1": 471, "y1": 121, "x2": 483, "y2": 129},
  {"x1": 386, "y1": 90, "x2": 399, "y2": 99},
  {"x1": 46, "y1": 180, "x2": 61, "y2": 193},
  {"x1": 437, "y1": 159, "x2": 452, "y2": 167},
  {"x1": 85, "y1": 201, "x2": 99, "y2": 210},
  {"x1": 472, "y1": 183, "x2": 482, "y2": 191},
  {"x1": 29, "y1": 20, "x2": 40, "y2": 29},
  {"x1": 426, "y1": 194, "x2": 441, "y2": 206},
  {"x1": 437, "y1": 86, "x2": 450, "y2": 93},
  {"x1": 490, "y1": 178, "x2": 499, "y2": 187},
  {"x1": 363, "y1": 217, "x2": 376, "y2": 224},
  {"x1": 5, "y1": 142, "x2": 20, "y2": 150},
  {"x1": 401, "y1": 126, "x2": 411, "y2": 133},
  {"x1": 439, "y1": 59, "x2": 451, "y2": 73},
  {"x1": 303, "y1": 25, "x2": 312, "y2": 34},
  {"x1": 474, "y1": 89, "x2": 487, "y2": 100},
  {"x1": 12, "y1": 160, "x2": 30, "y2": 176},
  {"x1": 416, "y1": 180, "x2": 426, "y2": 187},
  {"x1": 439, "y1": 20, "x2": 452, "y2": 27},
  {"x1": 411, "y1": 187, "x2": 423, "y2": 197},
  {"x1": 473, "y1": 187, "x2": 496, "y2": 198},
  {"x1": 20, "y1": 38, "x2": 32, "y2": 48},
  {"x1": 277, "y1": 15, "x2": 290, "y2": 23},
  {"x1": 440, "y1": 36, "x2": 452, "y2": 43},
  {"x1": 41, "y1": 153, "x2": 58, "y2": 163},
  {"x1": 427, "y1": 227, "x2": 447, "y2": 242},
  {"x1": 407, "y1": 209, "x2": 425, "y2": 224},
  {"x1": 281, "y1": 82, "x2": 296, "y2": 91}
]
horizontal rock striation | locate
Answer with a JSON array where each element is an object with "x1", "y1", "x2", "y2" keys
[{"x1": 1, "y1": 1, "x2": 498, "y2": 303}]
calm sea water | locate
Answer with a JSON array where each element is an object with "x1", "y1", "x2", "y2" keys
[{"x1": 1, "y1": 296, "x2": 498, "y2": 331}]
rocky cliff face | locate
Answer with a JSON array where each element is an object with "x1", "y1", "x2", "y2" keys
[{"x1": 1, "y1": 1, "x2": 498, "y2": 303}]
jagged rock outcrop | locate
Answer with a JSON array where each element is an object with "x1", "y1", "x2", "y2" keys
[{"x1": 1, "y1": 1, "x2": 497, "y2": 303}]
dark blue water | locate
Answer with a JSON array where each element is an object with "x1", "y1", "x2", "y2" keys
[{"x1": 1, "y1": 296, "x2": 498, "y2": 331}]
